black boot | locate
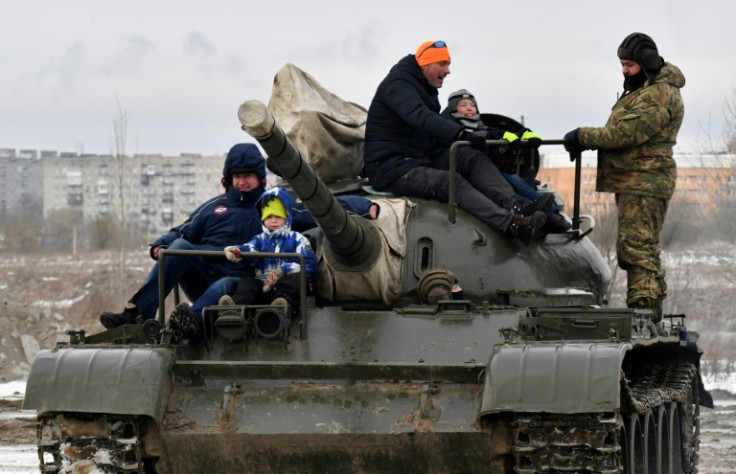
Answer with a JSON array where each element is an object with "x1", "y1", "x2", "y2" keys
[
  {"x1": 169, "y1": 302, "x2": 195, "y2": 337},
  {"x1": 629, "y1": 297, "x2": 663, "y2": 323},
  {"x1": 542, "y1": 212, "x2": 572, "y2": 233},
  {"x1": 508, "y1": 211, "x2": 547, "y2": 245},
  {"x1": 99, "y1": 301, "x2": 140, "y2": 329},
  {"x1": 514, "y1": 193, "x2": 555, "y2": 217}
]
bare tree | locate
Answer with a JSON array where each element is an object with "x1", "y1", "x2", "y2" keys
[
  {"x1": 0, "y1": 207, "x2": 43, "y2": 252},
  {"x1": 724, "y1": 84, "x2": 736, "y2": 153},
  {"x1": 88, "y1": 214, "x2": 122, "y2": 250},
  {"x1": 108, "y1": 98, "x2": 136, "y2": 298},
  {"x1": 42, "y1": 209, "x2": 84, "y2": 252}
]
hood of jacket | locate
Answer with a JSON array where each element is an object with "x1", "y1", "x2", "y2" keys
[
  {"x1": 256, "y1": 187, "x2": 294, "y2": 236},
  {"x1": 223, "y1": 143, "x2": 266, "y2": 181},
  {"x1": 650, "y1": 62, "x2": 685, "y2": 89},
  {"x1": 222, "y1": 143, "x2": 267, "y2": 205}
]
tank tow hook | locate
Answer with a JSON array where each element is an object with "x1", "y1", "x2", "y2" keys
[
  {"x1": 222, "y1": 384, "x2": 242, "y2": 420},
  {"x1": 420, "y1": 384, "x2": 441, "y2": 421}
]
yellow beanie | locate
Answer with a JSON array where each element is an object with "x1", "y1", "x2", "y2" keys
[
  {"x1": 415, "y1": 40, "x2": 450, "y2": 67},
  {"x1": 260, "y1": 197, "x2": 287, "y2": 221}
]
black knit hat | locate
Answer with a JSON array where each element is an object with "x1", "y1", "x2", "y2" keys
[
  {"x1": 617, "y1": 32, "x2": 665, "y2": 78},
  {"x1": 446, "y1": 89, "x2": 478, "y2": 114}
]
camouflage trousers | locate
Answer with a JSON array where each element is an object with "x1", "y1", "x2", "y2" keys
[{"x1": 615, "y1": 193, "x2": 669, "y2": 307}]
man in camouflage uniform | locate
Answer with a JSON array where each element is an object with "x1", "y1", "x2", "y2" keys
[{"x1": 564, "y1": 32, "x2": 685, "y2": 321}]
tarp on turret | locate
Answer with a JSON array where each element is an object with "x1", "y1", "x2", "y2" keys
[
  {"x1": 314, "y1": 197, "x2": 412, "y2": 305},
  {"x1": 268, "y1": 63, "x2": 366, "y2": 184}
]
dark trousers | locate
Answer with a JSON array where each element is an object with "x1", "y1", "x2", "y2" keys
[
  {"x1": 131, "y1": 238, "x2": 214, "y2": 319},
  {"x1": 232, "y1": 272, "x2": 302, "y2": 309},
  {"x1": 387, "y1": 147, "x2": 515, "y2": 232}
]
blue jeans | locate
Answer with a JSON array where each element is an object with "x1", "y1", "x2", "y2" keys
[
  {"x1": 189, "y1": 276, "x2": 239, "y2": 341},
  {"x1": 503, "y1": 172, "x2": 560, "y2": 213},
  {"x1": 131, "y1": 238, "x2": 213, "y2": 319}
]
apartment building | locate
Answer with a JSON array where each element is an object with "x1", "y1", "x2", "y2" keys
[
  {"x1": 1, "y1": 149, "x2": 224, "y2": 236},
  {"x1": 0, "y1": 148, "x2": 43, "y2": 215}
]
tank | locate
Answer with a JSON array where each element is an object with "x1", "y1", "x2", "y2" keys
[{"x1": 22, "y1": 100, "x2": 712, "y2": 473}]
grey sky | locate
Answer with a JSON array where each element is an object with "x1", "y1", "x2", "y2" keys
[{"x1": 2, "y1": 0, "x2": 734, "y2": 156}]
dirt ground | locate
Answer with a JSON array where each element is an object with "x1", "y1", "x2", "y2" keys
[
  {"x1": 699, "y1": 391, "x2": 736, "y2": 473},
  {"x1": 0, "y1": 249, "x2": 153, "y2": 383}
]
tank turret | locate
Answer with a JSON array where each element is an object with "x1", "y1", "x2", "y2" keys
[{"x1": 239, "y1": 99, "x2": 611, "y2": 307}]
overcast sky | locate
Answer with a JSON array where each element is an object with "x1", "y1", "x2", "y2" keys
[{"x1": 2, "y1": 0, "x2": 734, "y2": 157}]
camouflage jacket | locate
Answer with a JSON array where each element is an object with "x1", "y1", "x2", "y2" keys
[{"x1": 578, "y1": 63, "x2": 685, "y2": 198}]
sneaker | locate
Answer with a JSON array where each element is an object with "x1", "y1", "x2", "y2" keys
[
  {"x1": 508, "y1": 211, "x2": 547, "y2": 246},
  {"x1": 271, "y1": 297, "x2": 289, "y2": 308},
  {"x1": 100, "y1": 302, "x2": 140, "y2": 329},
  {"x1": 514, "y1": 194, "x2": 555, "y2": 217},
  {"x1": 169, "y1": 302, "x2": 195, "y2": 336},
  {"x1": 218, "y1": 295, "x2": 235, "y2": 306}
]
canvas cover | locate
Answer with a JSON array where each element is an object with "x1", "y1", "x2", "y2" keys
[
  {"x1": 314, "y1": 197, "x2": 413, "y2": 305},
  {"x1": 268, "y1": 63, "x2": 367, "y2": 184}
]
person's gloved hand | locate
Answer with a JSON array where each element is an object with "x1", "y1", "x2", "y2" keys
[
  {"x1": 521, "y1": 130, "x2": 542, "y2": 148},
  {"x1": 457, "y1": 129, "x2": 488, "y2": 153},
  {"x1": 502, "y1": 131, "x2": 521, "y2": 150},
  {"x1": 262, "y1": 268, "x2": 285, "y2": 293},
  {"x1": 564, "y1": 128, "x2": 582, "y2": 161},
  {"x1": 224, "y1": 246, "x2": 242, "y2": 262}
]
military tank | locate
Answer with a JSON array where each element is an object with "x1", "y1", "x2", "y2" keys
[{"x1": 23, "y1": 100, "x2": 712, "y2": 473}]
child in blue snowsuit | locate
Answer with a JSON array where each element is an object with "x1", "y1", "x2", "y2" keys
[{"x1": 224, "y1": 187, "x2": 317, "y2": 309}]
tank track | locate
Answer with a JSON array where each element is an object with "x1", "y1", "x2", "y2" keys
[
  {"x1": 509, "y1": 359, "x2": 699, "y2": 473},
  {"x1": 36, "y1": 412, "x2": 148, "y2": 473}
]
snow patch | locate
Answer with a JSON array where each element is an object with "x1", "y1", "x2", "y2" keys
[{"x1": 35, "y1": 292, "x2": 89, "y2": 309}]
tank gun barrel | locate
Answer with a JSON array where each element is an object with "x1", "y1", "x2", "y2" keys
[{"x1": 238, "y1": 99, "x2": 381, "y2": 270}]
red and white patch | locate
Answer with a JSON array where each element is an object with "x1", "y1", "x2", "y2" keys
[{"x1": 214, "y1": 205, "x2": 228, "y2": 215}]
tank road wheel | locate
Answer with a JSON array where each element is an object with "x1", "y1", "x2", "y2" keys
[
  {"x1": 622, "y1": 412, "x2": 644, "y2": 473},
  {"x1": 655, "y1": 406, "x2": 670, "y2": 473},
  {"x1": 663, "y1": 401, "x2": 683, "y2": 474},
  {"x1": 641, "y1": 408, "x2": 662, "y2": 474}
]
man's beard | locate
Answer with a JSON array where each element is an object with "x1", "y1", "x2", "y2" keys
[{"x1": 623, "y1": 69, "x2": 647, "y2": 92}]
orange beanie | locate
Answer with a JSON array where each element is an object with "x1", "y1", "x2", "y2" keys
[{"x1": 415, "y1": 40, "x2": 450, "y2": 67}]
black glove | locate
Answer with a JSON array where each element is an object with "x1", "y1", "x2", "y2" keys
[
  {"x1": 457, "y1": 129, "x2": 488, "y2": 153},
  {"x1": 520, "y1": 130, "x2": 542, "y2": 149},
  {"x1": 564, "y1": 128, "x2": 582, "y2": 161},
  {"x1": 502, "y1": 131, "x2": 521, "y2": 150}
]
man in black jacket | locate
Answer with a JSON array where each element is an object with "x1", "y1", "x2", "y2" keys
[{"x1": 363, "y1": 40, "x2": 548, "y2": 245}]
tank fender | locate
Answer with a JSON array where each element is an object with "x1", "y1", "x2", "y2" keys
[
  {"x1": 23, "y1": 347, "x2": 174, "y2": 423},
  {"x1": 479, "y1": 342, "x2": 631, "y2": 418}
]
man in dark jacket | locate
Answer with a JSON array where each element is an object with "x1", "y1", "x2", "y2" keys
[
  {"x1": 363, "y1": 40, "x2": 549, "y2": 245},
  {"x1": 100, "y1": 143, "x2": 378, "y2": 329},
  {"x1": 99, "y1": 143, "x2": 268, "y2": 328},
  {"x1": 564, "y1": 33, "x2": 685, "y2": 321}
]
